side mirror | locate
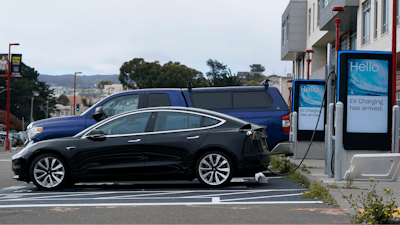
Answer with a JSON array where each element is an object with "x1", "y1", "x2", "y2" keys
[
  {"x1": 92, "y1": 107, "x2": 105, "y2": 120},
  {"x1": 87, "y1": 129, "x2": 106, "y2": 141}
]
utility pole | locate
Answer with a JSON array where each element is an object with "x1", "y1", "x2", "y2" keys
[{"x1": 30, "y1": 97, "x2": 34, "y2": 122}]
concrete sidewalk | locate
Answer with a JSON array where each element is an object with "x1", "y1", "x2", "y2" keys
[{"x1": 295, "y1": 159, "x2": 400, "y2": 216}]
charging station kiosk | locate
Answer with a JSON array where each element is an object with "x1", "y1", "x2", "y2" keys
[
  {"x1": 292, "y1": 79, "x2": 326, "y2": 159},
  {"x1": 337, "y1": 51, "x2": 393, "y2": 178}
]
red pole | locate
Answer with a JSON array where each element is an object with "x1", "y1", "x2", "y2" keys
[
  {"x1": 5, "y1": 45, "x2": 11, "y2": 150},
  {"x1": 335, "y1": 18, "x2": 342, "y2": 52},
  {"x1": 393, "y1": 0, "x2": 397, "y2": 107},
  {"x1": 307, "y1": 59, "x2": 311, "y2": 79}
]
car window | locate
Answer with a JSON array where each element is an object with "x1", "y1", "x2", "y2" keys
[
  {"x1": 154, "y1": 112, "x2": 202, "y2": 132},
  {"x1": 191, "y1": 92, "x2": 232, "y2": 109},
  {"x1": 97, "y1": 112, "x2": 151, "y2": 135},
  {"x1": 147, "y1": 93, "x2": 171, "y2": 107},
  {"x1": 101, "y1": 95, "x2": 139, "y2": 117},
  {"x1": 202, "y1": 117, "x2": 220, "y2": 127},
  {"x1": 233, "y1": 91, "x2": 273, "y2": 108}
]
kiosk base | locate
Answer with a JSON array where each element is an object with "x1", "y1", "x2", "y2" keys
[
  {"x1": 293, "y1": 141, "x2": 325, "y2": 160},
  {"x1": 342, "y1": 149, "x2": 392, "y2": 180}
]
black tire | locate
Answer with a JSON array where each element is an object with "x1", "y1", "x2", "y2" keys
[
  {"x1": 195, "y1": 151, "x2": 233, "y2": 188},
  {"x1": 30, "y1": 153, "x2": 68, "y2": 190}
]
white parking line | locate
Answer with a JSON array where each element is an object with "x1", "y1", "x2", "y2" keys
[
  {"x1": 221, "y1": 193, "x2": 303, "y2": 202},
  {"x1": 0, "y1": 200, "x2": 324, "y2": 208},
  {"x1": 0, "y1": 159, "x2": 11, "y2": 162},
  {"x1": 96, "y1": 190, "x2": 196, "y2": 200}
]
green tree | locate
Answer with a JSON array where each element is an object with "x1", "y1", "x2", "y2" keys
[
  {"x1": 81, "y1": 97, "x2": 93, "y2": 107},
  {"x1": 250, "y1": 64, "x2": 266, "y2": 72},
  {"x1": 97, "y1": 80, "x2": 114, "y2": 90},
  {"x1": 57, "y1": 94, "x2": 69, "y2": 106},
  {"x1": 206, "y1": 59, "x2": 241, "y2": 87},
  {"x1": 119, "y1": 58, "x2": 209, "y2": 89},
  {"x1": 0, "y1": 63, "x2": 57, "y2": 124},
  {"x1": 119, "y1": 58, "x2": 144, "y2": 89}
]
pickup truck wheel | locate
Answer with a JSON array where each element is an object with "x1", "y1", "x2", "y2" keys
[
  {"x1": 195, "y1": 151, "x2": 233, "y2": 188},
  {"x1": 30, "y1": 154, "x2": 68, "y2": 190}
]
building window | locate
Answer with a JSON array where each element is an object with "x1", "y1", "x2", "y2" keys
[
  {"x1": 374, "y1": 0, "x2": 378, "y2": 39},
  {"x1": 340, "y1": 35, "x2": 347, "y2": 50},
  {"x1": 382, "y1": 0, "x2": 389, "y2": 33},
  {"x1": 282, "y1": 17, "x2": 289, "y2": 46},
  {"x1": 321, "y1": 0, "x2": 329, "y2": 10},
  {"x1": 313, "y1": 3, "x2": 315, "y2": 32},
  {"x1": 363, "y1": 0, "x2": 371, "y2": 45},
  {"x1": 350, "y1": 28, "x2": 357, "y2": 50},
  {"x1": 309, "y1": 8, "x2": 311, "y2": 35}
]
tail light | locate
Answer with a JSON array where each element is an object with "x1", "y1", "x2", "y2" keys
[{"x1": 282, "y1": 115, "x2": 290, "y2": 134}]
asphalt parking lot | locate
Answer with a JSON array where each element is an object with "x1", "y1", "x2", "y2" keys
[{"x1": 0, "y1": 177, "x2": 322, "y2": 208}]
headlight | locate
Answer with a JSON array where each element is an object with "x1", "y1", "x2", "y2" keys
[{"x1": 27, "y1": 127, "x2": 43, "y2": 140}]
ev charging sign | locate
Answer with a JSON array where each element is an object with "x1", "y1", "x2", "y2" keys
[
  {"x1": 347, "y1": 59, "x2": 389, "y2": 133},
  {"x1": 338, "y1": 51, "x2": 392, "y2": 151},
  {"x1": 293, "y1": 79, "x2": 326, "y2": 141},
  {"x1": 298, "y1": 84, "x2": 325, "y2": 131}
]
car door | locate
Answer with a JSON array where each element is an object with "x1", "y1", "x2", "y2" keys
[
  {"x1": 77, "y1": 112, "x2": 152, "y2": 180},
  {"x1": 144, "y1": 111, "x2": 208, "y2": 176}
]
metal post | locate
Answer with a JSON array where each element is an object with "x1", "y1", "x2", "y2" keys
[
  {"x1": 392, "y1": 0, "x2": 397, "y2": 108},
  {"x1": 334, "y1": 102, "x2": 344, "y2": 181},
  {"x1": 392, "y1": 105, "x2": 400, "y2": 153},
  {"x1": 30, "y1": 97, "x2": 34, "y2": 123},
  {"x1": 291, "y1": 112, "x2": 298, "y2": 159},
  {"x1": 327, "y1": 103, "x2": 334, "y2": 177},
  {"x1": 326, "y1": 43, "x2": 332, "y2": 105},
  {"x1": 46, "y1": 100, "x2": 48, "y2": 118}
]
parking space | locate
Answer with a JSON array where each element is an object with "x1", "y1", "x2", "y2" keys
[{"x1": 0, "y1": 177, "x2": 322, "y2": 208}]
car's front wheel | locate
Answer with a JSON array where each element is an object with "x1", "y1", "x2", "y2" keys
[
  {"x1": 195, "y1": 151, "x2": 233, "y2": 188},
  {"x1": 30, "y1": 154, "x2": 68, "y2": 190}
]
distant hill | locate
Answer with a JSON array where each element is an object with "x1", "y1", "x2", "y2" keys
[{"x1": 38, "y1": 74, "x2": 121, "y2": 89}]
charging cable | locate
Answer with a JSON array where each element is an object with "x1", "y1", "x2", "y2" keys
[{"x1": 250, "y1": 71, "x2": 335, "y2": 176}]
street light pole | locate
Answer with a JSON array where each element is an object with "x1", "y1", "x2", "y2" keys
[
  {"x1": 305, "y1": 49, "x2": 314, "y2": 79},
  {"x1": 332, "y1": 7, "x2": 344, "y2": 104},
  {"x1": 30, "y1": 97, "x2": 34, "y2": 123},
  {"x1": 5, "y1": 43, "x2": 19, "y2": 150},
  {"x1": 393, "y1": 0, "x2": 397, "y2": 107},
  {"x1": 73, "y1": 72, "x2": 82, "y2": 115}
]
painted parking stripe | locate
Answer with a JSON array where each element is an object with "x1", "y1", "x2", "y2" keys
[
  {"x1": 221, "y1": 193, "x2": 303, "y2": 202},
  {"x1": 0, "y1": 159, "x2": 11, "y2": 162},
  {"x1": 0, "y1": 200, "x2": 324, "y2": 208}
]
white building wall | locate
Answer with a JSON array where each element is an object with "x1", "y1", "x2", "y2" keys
[{"x1": 358, "y1": 0, "x2": 400, "y2": 52}]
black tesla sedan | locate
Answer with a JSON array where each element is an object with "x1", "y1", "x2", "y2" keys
[{"x1": 12, "y1": 107, "x2": 292, "y2": 190}]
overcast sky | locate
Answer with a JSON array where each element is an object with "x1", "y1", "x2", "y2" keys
[{"x1": 1, "y1": 0, "x2": 292, "y2": 77}]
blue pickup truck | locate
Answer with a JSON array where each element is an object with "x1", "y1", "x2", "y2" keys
[{"x1": 27, "y1": 85, "x2": 292, "y2": 152}]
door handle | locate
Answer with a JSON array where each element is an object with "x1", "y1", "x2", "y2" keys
[
  {"x1": 128, "y1": 139, "x2": 141, "y2": 143},
  {"x1": 187, "y1": 135, "x2": 200, "y2": 140}
]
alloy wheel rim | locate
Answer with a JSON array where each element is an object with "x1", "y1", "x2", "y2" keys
[
  {"x1": 198, "y1": 153, "x2": 230, "y2": 186},
  {"x1": 33, "y1": 157, "x2": 65, "y2": 188}
]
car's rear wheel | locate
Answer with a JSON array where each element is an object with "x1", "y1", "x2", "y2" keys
[
  {"x1": 30, "y1": 154, "x2": 68, "y2": 190},
  {"x1": 195, "y1": 151, "x2": 233, "y2": 187}
]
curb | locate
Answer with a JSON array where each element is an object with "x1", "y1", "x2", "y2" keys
[{"x1": 297, "y1": 170, "x2": 354, "y2": 214}]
